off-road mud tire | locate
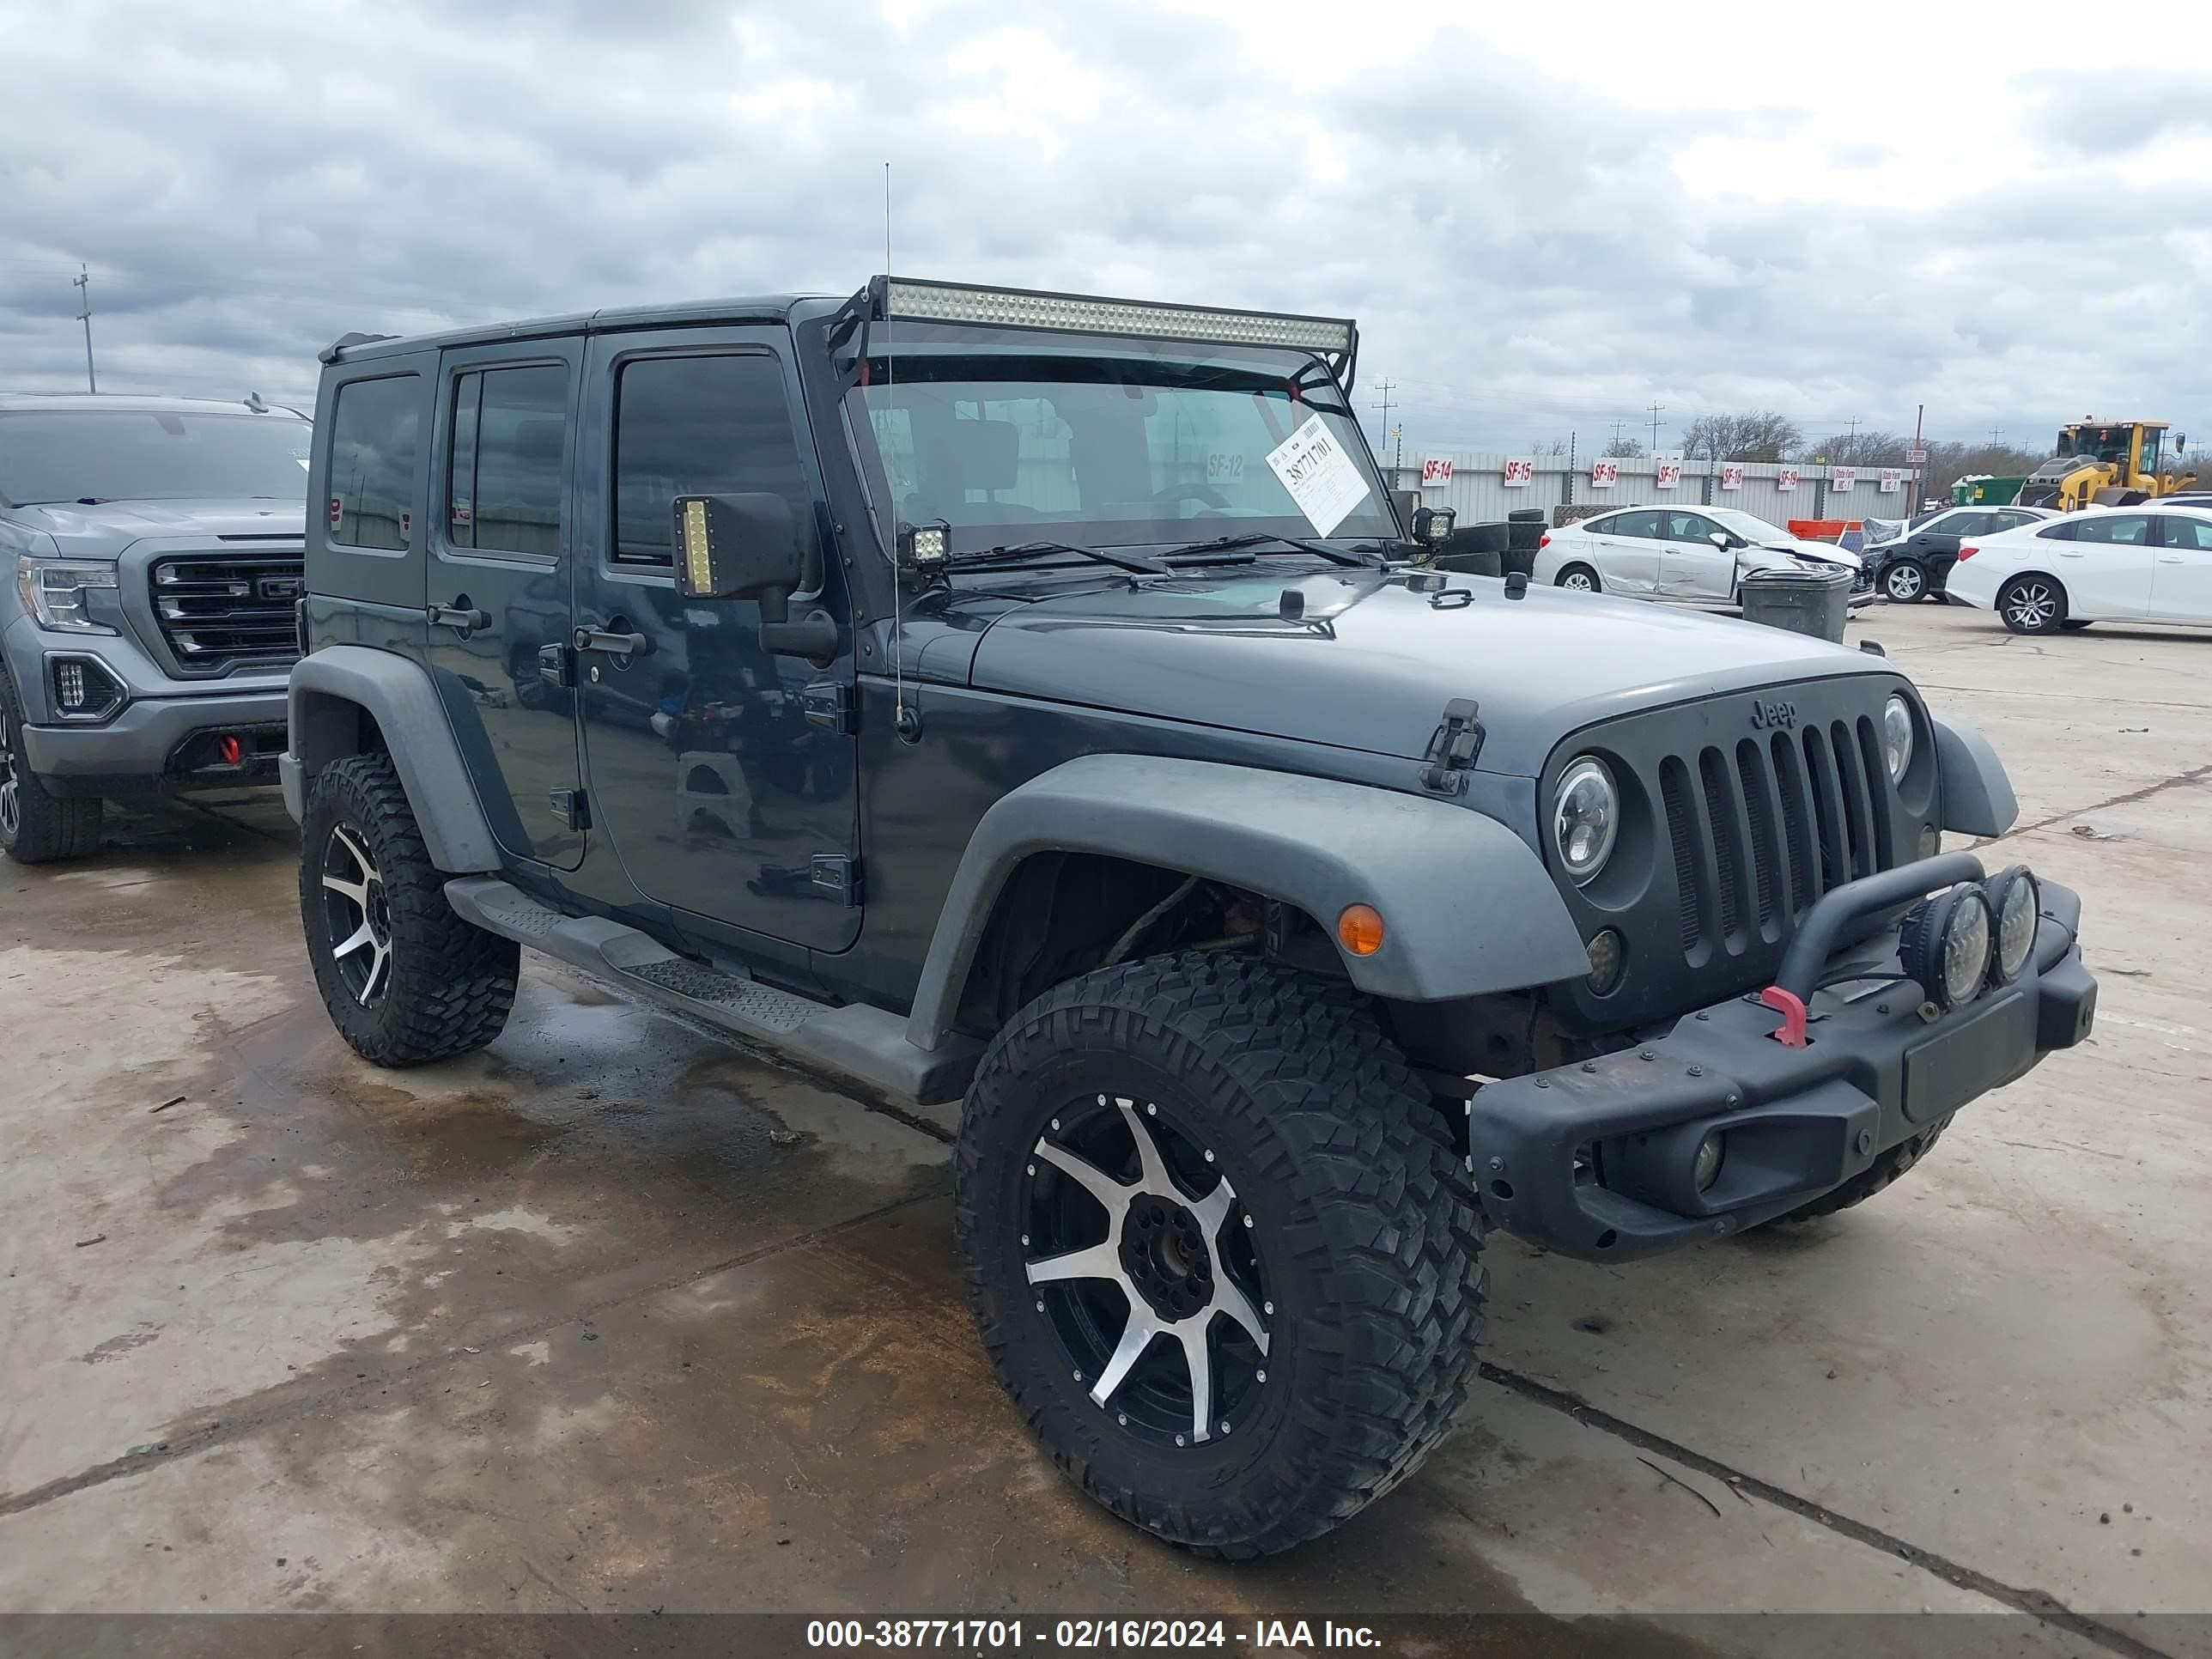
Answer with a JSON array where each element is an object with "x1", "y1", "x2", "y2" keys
[
  {"x1": 300, "y1": 752, "x2": 518, "y2": 1066},
  {"x1": 955, "y1": 951, "x2": 1486, "y2": 1557},
  {"x1": 1765, "y1": 1115, "x2": 1952, "y2": 1225},
  {"x1": 0, "y1": 669, "x2": 103, "y2": 865}
]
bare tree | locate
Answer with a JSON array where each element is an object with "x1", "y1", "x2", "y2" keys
[
  {"x1": 1601, "y1": 435, "x2": 1645, "y2": 458},
  {"x1": 1813, "y1": 429, "x2": 1912, "y2": 467},
  {"x1": 1530, "y1": 436, "x2": 1571, "y2": 457},
  {"x1": 1682, "y1": 411, "x2": 1804, "y2": 464}
]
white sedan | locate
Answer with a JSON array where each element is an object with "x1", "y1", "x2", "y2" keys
[
  {"x1": 1942, "y1": 502, "x2": 2212, "y2": 633},
  {"x1": 1532, "y1": 505, "x2": 1868, "y2": 607}
]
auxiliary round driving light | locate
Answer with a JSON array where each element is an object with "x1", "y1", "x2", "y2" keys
[
  {"x1": 1984, "y1": 866, "x2": 2040, "y2": 984},
  {"x1": 1583, "y1": 928, "x2": 1625, "y2": 995},
  {"x1": 1900, "y1": 883, "x2": 1995, "y2": 1011},
  {"x1": 1692, "y1": 1134, "x2": 1725, "y2": 1194}
]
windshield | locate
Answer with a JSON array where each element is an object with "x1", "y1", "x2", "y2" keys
[
  {"x1": 1709, "y1": 507, "x2": 1793, "y2": 543},
  {"x1": 0, "y1": 410, "x2": 312, "y2": 506},
  {"x1": 844, "y1": 326, "x2": 1397, "y2": 554}
]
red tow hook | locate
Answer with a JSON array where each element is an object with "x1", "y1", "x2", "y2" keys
[{"x1": 1759, "y1": 985, "x2": 1809, "y2": 1048}]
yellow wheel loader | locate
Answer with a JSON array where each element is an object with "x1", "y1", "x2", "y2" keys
[{"x1": 2016, "y1": 420, "x2": 2197, "y2": 510}]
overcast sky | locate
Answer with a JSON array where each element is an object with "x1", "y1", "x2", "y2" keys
[{"x1": 3, "y1": 0, "x2": 2209, "y2": 459}]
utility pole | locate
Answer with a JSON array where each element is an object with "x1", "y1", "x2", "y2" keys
[
  {"x1": 1988, "y1": 426, "x2": 2003, "y2": 448},
  {"x1": 1845, "y1": 416, "x2": 1859, "y2": 461},
  {"x1": 1370, "y1": 381, "x2": 1396, "y2": 477},
  {"x1": 1911, "y1": 402, "x2": 1925, "y2": 507},
  {"x1": 1647, "y1": 401, "x2": 1665, "y2": 454},
  {"x1": 73, "y1": 265, "x2": 96, "y2": 392}
]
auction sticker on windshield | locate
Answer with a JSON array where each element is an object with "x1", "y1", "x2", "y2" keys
[{"x1": 1266, "y1": 414, "x2": 1370, "y2": 537}]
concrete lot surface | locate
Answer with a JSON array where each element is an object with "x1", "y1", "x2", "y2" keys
[{"x1": 3, "y1": 602, "x2": 2206, "y2": 1657}]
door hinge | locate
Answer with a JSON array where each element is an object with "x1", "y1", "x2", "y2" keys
[
  {"x1": 549, "y1": 788, "x2": 591, "y2": 832},
  {"x1": 537, "y1": 642, "x2": 576, "y2": 690},
  {"x1": 1419, "y1": 698, "x2": 1484, "y2": 796},
  {"x1": 802, "y1": 679, "x2": 858, "y2": 733},
  {"x1": 809, "y1": 854, "x2": 862, "y2": 906}
]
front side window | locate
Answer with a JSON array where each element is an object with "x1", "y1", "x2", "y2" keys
[
  {"x1": 328, "y1": 376, "x2": 421, "y2": 550},
  {"x1": 2071, "y1": 514, "x2": 2152, "y2": 544},
  {"x1": 2159, "y1": 514, "x2": 2212, "y2": 550},
  {"x1": 1666, "y1": 512, "x2": 1714, "y2": 542},
  {"x1": 846, "y1": 327, "x2": 1395, "y2": 551},
  {"x1": 612, "y1": 354, "x2": 811, "y2": 567},
  {"x1": 0, "y1": 410, "x2": 310, "y2": 507},
  {"x1": 447, "y1": 364, "x2": 568, "y2": 556}
]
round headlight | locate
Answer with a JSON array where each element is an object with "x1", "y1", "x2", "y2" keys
[
  {"x1": 1986, "y1": 866, "x2": 2040, "y2": 982},
  {"x1": 1940, "y1": 893, "x2": 1993, "y2": 1005},
  {"x1": 1882, "y1": 694, "x2": 1915, "y2": 781},
  {"x1": 1553, "y1": 757, "x2": 1618, "y2": 884},
  {"x1": 1901, "y1": 883, "x2": 1996, "y2": 1010}
]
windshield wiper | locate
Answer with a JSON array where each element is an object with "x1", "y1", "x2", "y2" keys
[
  {"x1": 1160, "y1": 531, "x2": 1386, "y2": 569},
  {"x1": 945, "y1": 540, "x2": 1174, "y2": 577}
]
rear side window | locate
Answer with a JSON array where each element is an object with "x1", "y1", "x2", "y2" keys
[
  {"x1": 2072, "y1": 514, "x2": 2152, "y2": 544},
  {"x1": 2035, "y1": 521, "x2": 2077, "y2": 542},
  {"x1": 447, "y1": 364, "x2": 568, "y2": 556},
  {"x1": 611, "y1": 354, "x2": 810, "y2": 567},
  {"x1": 327, "y1": 375, "x2": 420, "y2": 550},
  {"x1": 1609, "y1": 510, "x2": 1662, "y2": 538}
]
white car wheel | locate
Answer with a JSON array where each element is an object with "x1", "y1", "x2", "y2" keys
[{"x1": 1557, "y1": 564, "x2": 1600, "y2": 593}]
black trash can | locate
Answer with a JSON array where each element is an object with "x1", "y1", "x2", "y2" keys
[
  {"x1": 1504, "y1": 507, "x2": 1545, "y2": 577},
  {"x1": 1739, "y1": 566, "x2": 1851, "y2": 643}
]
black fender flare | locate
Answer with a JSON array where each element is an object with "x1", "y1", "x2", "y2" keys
[
  {"x1": 1931, "y1": 714, "x2": 2018, "y2": 838},
  {"x1": 905, "y1": 753, "x2": 1591, "y2": 1051},
  {"x1": 284, "y1": 645, "x2": 503, "y2": 872}
]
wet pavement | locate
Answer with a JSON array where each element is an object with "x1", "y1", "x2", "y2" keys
[{"x1": 3, "y1": 604, "x2": 2209, "y2": 1657}]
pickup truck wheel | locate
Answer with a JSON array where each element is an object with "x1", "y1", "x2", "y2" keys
[
  {"x1": 955, "y1": 951, "x2": 1485, "y2": 1557},
  {"x1": 1555, "y1": 563, "x2": 1601, "y2": 593},
  {"x1": 1764, "y1": 1116, "x2": 1951, "y2": 1225},
  {"x1": 299, "y1": 753, "x2": 519, "y2": 1066},
  {"x1": 0, "y1": 671, "x2": 103, "y2": 865}
]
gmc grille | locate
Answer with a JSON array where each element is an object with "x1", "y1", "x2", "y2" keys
[
  {"x1": 149, "y1": 553, "x2": 304, "y2": 676},
  {"x1": 1657, "y1": 718, "x2": 1895, "y2": 968}
]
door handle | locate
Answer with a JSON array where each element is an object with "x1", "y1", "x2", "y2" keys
[
  {"x1": 574, "y1": 625, "x2": 653, "y2": 659},
  {"x1": 429, "y1": 602, "x2": 491, "y2": 632},
  {"x1": 2158, "y1": 556, "x2": 2185, "y2": 564}
]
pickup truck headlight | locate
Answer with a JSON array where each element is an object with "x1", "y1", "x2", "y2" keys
[
  {"x1": 15, "y1": 557, "x2": 118, "y2": 635},
  {"x1": 1883, "y1": 694, "x2": 1915, "y2": 781},
  {"x1": 1553, "y1": 756, "x2": 1618, "y2": 884}
]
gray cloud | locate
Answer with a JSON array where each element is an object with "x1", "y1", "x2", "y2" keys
[{"x1": 2, "y1": 0, "x2": 2208, "y2": 461}]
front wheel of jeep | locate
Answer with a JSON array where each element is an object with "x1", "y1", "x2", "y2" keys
[
  {"x1": 300, "y1": 752, "x2": 519, "y2": 1066},
  {"x1": 954, "y1": 951, "x2": 1486, "y2": 1557}
]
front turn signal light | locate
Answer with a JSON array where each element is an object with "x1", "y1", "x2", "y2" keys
[{"x1": 1337, "y1": 903, "x2": 1385, "y2": 957}]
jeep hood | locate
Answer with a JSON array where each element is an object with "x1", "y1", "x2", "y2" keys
[
  {"x1": 963, "y1": 569, "x2": 1891, "y2": 777},
  {"x1": 10, "y1": 497, "x2": 306, "y2": 558}
]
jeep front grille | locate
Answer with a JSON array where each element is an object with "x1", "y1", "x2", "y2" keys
[
  {"x1": 148, "y1": 552, "x2": 304, "y2": 676},
  {"x1": 1661, "y1": 719, "x2": 1894, "y2": 966}
]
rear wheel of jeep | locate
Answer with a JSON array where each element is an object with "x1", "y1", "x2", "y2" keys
[
  {"x1": 0, "y1": 671, "x2": 103, "y2": 866},
  {"x1": 300, "y1": 753, "x2": 519, "y2": 1066},
  {"x1": 1763, "y1": 1115, "x2": 1952, "y2": 1226},
  {"x1": 1555, "y1": 562, "x2": 1601, "y2": 593},
  {"x1": 955, "y1": 951, "x2": 1486, "y2": 1557}
]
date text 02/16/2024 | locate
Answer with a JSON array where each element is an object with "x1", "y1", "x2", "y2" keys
[{"x1": 804, "y1": 1620, "x2": 1382, "y2": 1650}]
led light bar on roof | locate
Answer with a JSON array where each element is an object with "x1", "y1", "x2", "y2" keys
[{"x1": 880, "y1": 278, "x2": 1355, "y2": 358}]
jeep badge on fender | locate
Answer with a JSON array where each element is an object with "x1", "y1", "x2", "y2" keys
[{"x1": 281, "y1": 275, "x2": 2095, "y2": 1557}]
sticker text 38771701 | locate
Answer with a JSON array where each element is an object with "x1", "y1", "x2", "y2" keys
[{"x1": 1264, "y1": 414, "x2": 1371, "y2": 538}]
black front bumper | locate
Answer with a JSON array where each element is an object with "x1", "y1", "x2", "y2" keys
[{"x1": 1469, "y1": 863, "x2": 2094, "y2": 1262}]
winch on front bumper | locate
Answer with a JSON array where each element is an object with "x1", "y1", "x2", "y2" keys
[{"x1": 1468, "y1": 853, "x2": 2095, "y2": 1261}]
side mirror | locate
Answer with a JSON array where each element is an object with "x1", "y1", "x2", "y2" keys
[
  {"x1": 1709, "y1": 530, "x2": 1735, "y2": 551},
  {"x1": 672, "y1": 493, "x2": 836, "y2": 663}
]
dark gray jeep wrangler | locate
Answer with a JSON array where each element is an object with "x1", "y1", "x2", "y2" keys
[{"x1": 285, "y1": 278, "x2": 2096, "y2": 1555}]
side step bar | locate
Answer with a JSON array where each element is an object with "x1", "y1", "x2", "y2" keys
[{"x1": 445, "y1": 878, "x2": 980, "y2": 1107}]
